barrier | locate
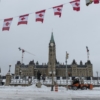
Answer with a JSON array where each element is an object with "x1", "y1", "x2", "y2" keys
[
  {"x1": 55, "y1": 84, "x2": 58, "y2": 92},
  {"x1": 90, "y1": 84, "x2": 93, "y2": 90}
]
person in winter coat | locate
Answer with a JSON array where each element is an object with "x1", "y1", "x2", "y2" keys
[
  {"x1": 42, "y1": 74, "x2": 46, "y2": 82},
  {"x1": 37, "y1": 70, "x2": 41, "y2": 81}
]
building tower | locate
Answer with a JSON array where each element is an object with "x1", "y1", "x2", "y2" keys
[{"x1": 48, "y1": 32, "x2": 56, "y2": 76}]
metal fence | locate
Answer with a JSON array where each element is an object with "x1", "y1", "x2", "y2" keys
[{"x1": 10, "y1": 76, "x2": 100, "y2": 86}]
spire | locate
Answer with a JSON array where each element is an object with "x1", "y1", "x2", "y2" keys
[{"x1": 50, "y1": 32, "x2": 55, "y2": 43}]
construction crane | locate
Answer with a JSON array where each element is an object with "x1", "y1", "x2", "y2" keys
[{"x1": 18, "y1": 47, "x2": 35, "y2": 64}]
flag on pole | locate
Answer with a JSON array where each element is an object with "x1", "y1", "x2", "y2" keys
[
  {"x1": 2, "y1": 18, "x2": 13, "y2": 31},
  {"x1": 70, "y1": 0, "x2": 80, "y2": 11},
  {"x1": 18, "y1": 47, "x2": 21, "y2": 51},
  {"x1": 66, "y1": 52, "x2": 69, "y2": 59},
  {"x1": 18, "y1": 14, "x2": 29, "y2": 25},
  {"x1": 35, "y1": 10, "x2": 46, "y2": 23},
  {"x1": 86, "y1": 0, "x2": 93, "y2": 6},
  {"x1": 86, "y1": 46, "x2": 89, "y2": 53},
  {"x1": 22, "y1": 49, "x2": 25, "y2": 53},
  {"x1": 93, "y1": 0, "x2": 99, "y2": 4},
  {"x1": 53, "y1": 5, "x2": 63, "y2": 17}
]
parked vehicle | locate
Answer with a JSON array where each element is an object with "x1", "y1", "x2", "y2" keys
[{"x1": 69, "y1": 78, "x2": 93, "y2": 90}]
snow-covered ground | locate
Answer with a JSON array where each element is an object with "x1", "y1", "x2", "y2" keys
[{"x1": 0, "y1": 84, "x2": 100, "y2": 100}]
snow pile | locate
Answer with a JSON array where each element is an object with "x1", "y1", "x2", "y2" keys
[
  {"x1": 25, "y1": 84, "x2": 51, "y2": 92},
  {"x1": 58, "y1": 86, "x2": 66, "y2": 92},
  {"x1": 0, "y1": 84, "x2": 51, "y2": 92}
]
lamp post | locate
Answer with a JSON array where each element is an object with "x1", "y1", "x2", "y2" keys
[
  {"x1": 49, "y1": 70, "x2": 55, "y2": 91},
  {"x1": 20, "y1": 70, "x2": 22, "y2": 76},
  {"x1": 96, "y1": 71, "x2": 99, "y2": 84},
  {"x1": 9, "y1": 65, "x2": 11, "y2": 73},
  {"x1": 53, "y1": 71, "x2": 56, "y2": 79},
  {"x1": 49, "y1": 71, "x2": 53, "y2": 91},
  {"x1": 19, "y1": 69, "x2": 22, "y2": 83},
  {"x1": 49, "y1": 71, "x2": 52, "y2": 78},
  {"x1": 65, "y1": 51, "x2": 69, "y2": 90}
]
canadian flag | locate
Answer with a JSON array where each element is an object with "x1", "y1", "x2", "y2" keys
[
  {"x1": 2, "y1": 18, "x2": 13, "y2": 31},
  {"x1": 86, "y1": 46, "x2": 89, "y2": 52},
  {"x1": 18, "y1": 14, "x2": 29, "y2": 25},
  {"x1": 53, "y1": 5, "x2": 63, "y2": 17},
  {"x1": 94, "y1": 0, "x2": 99, "y2": 4},
  {"x1": 70, "y1": 0, "x2": 80, "y2": 11},
  {"x1": 35, "y1": 10, "x2": 45, "y2": 23}
]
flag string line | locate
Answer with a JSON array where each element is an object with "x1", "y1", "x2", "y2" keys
[{"x1": 0, "y1": 2, "x2": 70, "y2": 21}]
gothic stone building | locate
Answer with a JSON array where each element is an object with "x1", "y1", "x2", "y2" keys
[{"x1": 15, "y1": 33, "x2": 93, "y2": 78}]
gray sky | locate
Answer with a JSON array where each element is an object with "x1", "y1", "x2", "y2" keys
[{"x1": 0, "y1": 0, "x2": 100, "y2": 76}]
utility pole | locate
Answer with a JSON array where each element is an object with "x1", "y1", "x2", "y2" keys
[{"x1": 66, "y1": 51, "x2": 69, "y2": 90}]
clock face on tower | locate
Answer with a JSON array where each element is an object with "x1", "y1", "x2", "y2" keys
[{"x1": 50, "y1": 43, "x2": 54, "y2": 46}]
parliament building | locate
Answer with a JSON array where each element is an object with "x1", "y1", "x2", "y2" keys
[{"x1": 15, "y1": 33, "x2": 93, "y2": 78}]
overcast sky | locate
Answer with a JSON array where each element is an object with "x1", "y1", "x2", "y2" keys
[{"x1": 0, "y1": 0, "x2": 100, "y2": 76}]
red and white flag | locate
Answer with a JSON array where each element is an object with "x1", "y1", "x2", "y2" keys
[
  {"x1": 35, "y1": 10, "x2": 45, "y2": 23},
  {"x1": 53, "y1": 5, "x2": 63, "y2": 17},
  {"x1": 18, "y1": 14, "x2": 29, "y2": 25},
  {"x1": 86, "y1": 46, "x2": 89, "y2": 52},
  {"x1": 2, "y1": 18, "x2": 13, "y2": 31},
  {"x1": 70, "y1": 0, "x2": 80, "y2": 11},
  {"x1": 93, "y1": 0, "x2": 99, "y2": 4},
  {"x1": 86, "y1": 46, "x2": 89, "y2": 56}
]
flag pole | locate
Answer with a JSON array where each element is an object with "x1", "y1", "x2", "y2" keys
[
  {"x1": 65, "y1": 51, "x2": 69, "y2": 90},
  {"x1": 86, "y1": 46, "x2": 89, "y2": 61},
  {"x1": 87, "y1": 52, "x2": 89, "y2": 61}
]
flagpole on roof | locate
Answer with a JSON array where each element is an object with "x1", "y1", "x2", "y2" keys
[
  {"x1": 65, "y1": 51, "x2": 69, "y2": 90},
  {"x1": 86, "y1": 46, "x2": 89, "y2": 61}
]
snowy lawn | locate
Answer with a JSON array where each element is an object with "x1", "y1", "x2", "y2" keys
[{"x1": 0, "y1": 84, "x2": 100, "y2": 99}]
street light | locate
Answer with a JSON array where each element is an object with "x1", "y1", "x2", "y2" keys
[
  {"x1": 49, "y1": 71, "x2": 52, "y2": 89},
  {"x1": 96, "y1": 71, "x2": 99, "y2": 84},
  {"x1": 20, "y1": 70, "x2": 22, "y2": 76},
  {"x1": 49, "y1": 70, "x2": 55, "y2": 91},
  {"x1": 19, "y1": 69, "x2": 22, "y2": 83},
  {"x1": 53, "y1": 71, "x2": 56, "y2": 83},
  {"x1": 65, "y1": 51, "x2": 69, "y2": 90}
]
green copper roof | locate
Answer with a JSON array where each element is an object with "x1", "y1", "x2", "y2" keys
[{"x1": 50, "y1": 32, "x2": 55, "y2": 43}]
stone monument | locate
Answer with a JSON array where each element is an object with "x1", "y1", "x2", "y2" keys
[
  {"x1": 36, "y1": 81, "x2": 42, "y2": 88},
  {"x1": 5, "y1": 72, "x2": 11, "y2": 86}
]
